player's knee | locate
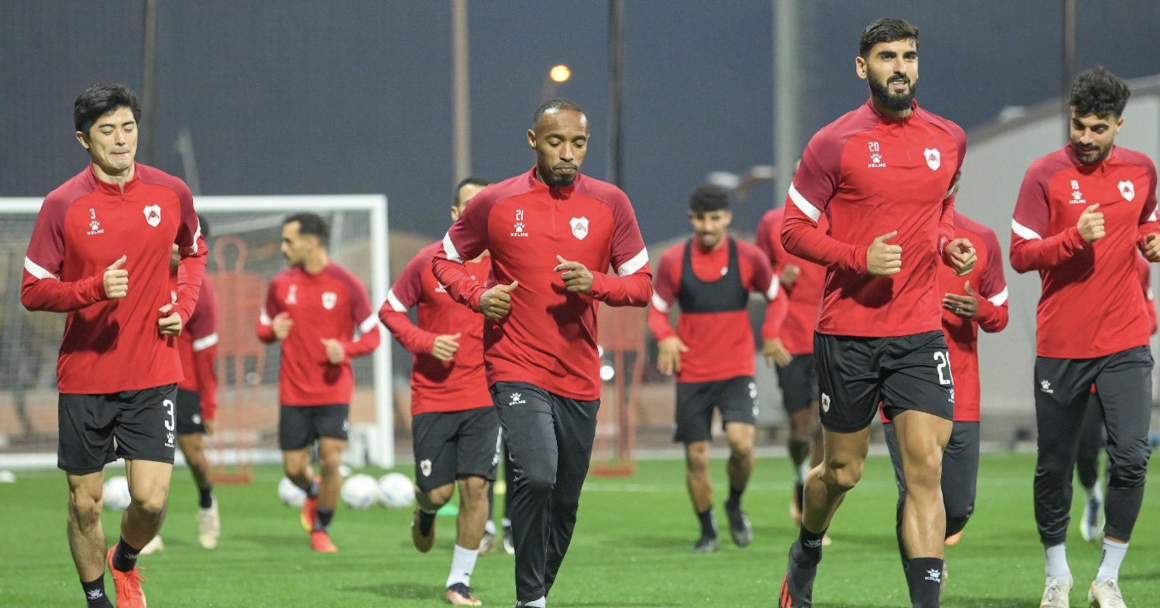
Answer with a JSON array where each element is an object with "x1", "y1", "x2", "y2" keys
[
  {"x1": 459, "y1": 476, "x2": 489, "y2": 501},
  {"x1": 1107, "y1": 450, "x2": 1149, "y2": 488},
  {"x1": 521, "y1": 467, "x2": 555, "y2": 495},
  {"x1": 68, "y1": 492, "x2": 102, "y2": 529},
  {"x1": 821, "y1": 460, "x2": 864, "y2": 492},
  {"x1": 131, "y1": 491, "x2": 168, "y2": 519},
  {"x1": 685, "y1": 444, "x2": 710, "y2": 471},
  {"x1": 419, "y1": 484, "x2": 454, "y2": 508},
  {"x1": 945, "y1": 503, "x2": 973, "y2": 532},
  {"x1": 728, "y1": 442, "x2": 753, "y2": 463}
]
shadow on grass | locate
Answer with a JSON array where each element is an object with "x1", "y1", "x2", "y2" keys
[
  {"x1": 1121, "y1": 569, "x2": 1160, "y2": 582},
  {"x1": 229, "y1": 533, "x2": 305, "y2": 549},
  {"x1": 343, "y1": 583, "x2": 447, "y2": 600},
  {"x1": 623, "y1": 535, "x2": 695, "y2": 550}
]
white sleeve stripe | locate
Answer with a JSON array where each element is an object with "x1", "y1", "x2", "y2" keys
[
  {"x1": 386, "y1": 289, "x2": 409, "y2": 313},
  {"x1": 765, "y1": 277, "x2": 780, "y2": 301},
  {"x1": 192, "y1": 333, "x2": 219, "y2": 352},
  {"x1": 24, "y1": 257, "x2": 60, "y2": 280},
  {"x1": 1148, "y1": 211, "x2": 1157, "y2": 222},
  {"x1": 1011, "y1": 219, "x2": 1042, "y2": 241},
  {"x1": 650, "y1": 292, "x2": 670, "y2": 313},
  {"x1": 259, "y1": 308, "x2": 272, "y2": 326},
  {"x1": 358, "y1": 313, "x2": 379, "y2": 335},
  {"x1": 617, "y1": 248, "x2": 649, "y2": 277},
  {"x1": 178, "y1": 219, "x2": 202, "y2": 256},
  {"x1": 987, "y1": 286, "x2": 1009, "y2": 306},
  {"x1": 442, "y1": 233, "x2": 462, "y2": 262},
  {"x1": 788, "y1": 184, "x2": 822, "y2": 222}
]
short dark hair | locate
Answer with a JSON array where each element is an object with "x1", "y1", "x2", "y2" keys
[
  {"x1": 284, "y1": 212, "x2": 329, "y2": 247},
  {"x1": 1070, "y1": 67, "x2": 1130, "y2": 118},
  {"x1": 74, "y1": 83, "x2": 141, "y2": 136},
  {"x1": 859, "y1": 18, "x2": 919, "y2": 59},
  {"x1": 688, "y1": 185, "x2": 732, "y2": 214},
  {"x1": 454, "y1": 176, "x2": 491, "y2": 206},
  {"x1": 197, "y1": 214, "x2": 210, "y2": 241},
  {"x1": 533, "y1": 98, "x2": 584, "y2": 126}
]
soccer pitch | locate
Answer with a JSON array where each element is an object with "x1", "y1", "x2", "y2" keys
[{"x1": 3, "y1": 453, "x2": 1157, "y2": 607}]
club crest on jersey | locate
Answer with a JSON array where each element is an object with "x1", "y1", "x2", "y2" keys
[
  {"x1": 286, "y1": 284, "x2": 299, "y2": 305},
  {"x1": 820, "y1": 392, "x2": 831, "y2": 413},
  {"x1": 570, "y1": 217, "x2": 589, "y2": 240},
  {"x1": 322, "y1": 291, "x2": 337, "y2": 310},
  {"x1": 1119, "y1": 180, "x2": 1135, "y2": 201},
  {"x1": 143, "y1": 204, "x2": 162, "y2": 227},
  {"x1": 420, "y1": 459, "x2": 432, "y2": 477},
  {"x1": 924, "y1": 148, "x2": 941, "y2": 170}
]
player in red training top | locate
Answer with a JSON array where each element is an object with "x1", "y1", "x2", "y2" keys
[
  {"x1": 380, "y1": 177, "x2": 497, "y2": 606},
  {"x1": 1074, "y1": 254, "x2": 1156, "y2": 545},
  {"x1": 432, "y1": 99, "x2": 651, "y2": 608},
  {"x1": 1010, "y1": 68, "x2": 1160, "y2": 608},
  {"x1": 755, "y1": 162, "x2": 829, "y2": 537},
  {"x1": 22, "y1": 83, "x2": 206, "y2": 608},
  {"x1": 776, "y1": 20, "x2": 976, "y2": 608},
  {"x1": 142, "y1": 216, "x2": 222, "y2": 557},
  {"x1": 649, "y1": 184, "x2": 782, "y2": 553},
  {"x1": 881, "y1": 211, "x2": 1008, "y2": 581},
  {"x1": 256, "y1": 213, "x2": 381, "y2": 553}
]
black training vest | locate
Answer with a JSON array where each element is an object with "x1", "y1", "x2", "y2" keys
[{"x1": 675, "y1": 238, "x2": 748, "y2": 313}]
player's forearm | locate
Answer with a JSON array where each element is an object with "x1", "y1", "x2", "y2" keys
[
  {"x1": 938, "y1": 196, "x2": 956, "y2": 261},
  {"x1": 647, "y1": 304, "x2": 677, "y2": 341},
  {"x1": 380, "y1": 311, "x2": 438, "y2": 354},
  {"x1": 974, "y1": 300, "x2": 1009, "y2": 333},
  {"x1": 174, "y1": 251, "x2": 208, "y2": 322},
  {"x1": 193, "y1": 345, "x2": 218, "y2": 420},
  {"x1": 1009, "y1": 227, "x2": 1087, "y2": 273},
  {"x1": 1136, "y1": 220, "x2": 1160, "y2": 251},
  {"x1": 761, "y1": 294, "x2": 790, "y2": 340},
  {"x1": 20, "y1": 271, "x2": 106, "y2": 312},
  {"x1": 431, "y1": 255, "x2": 486, "y2": 313},
  {"x1": 341, "y1": 325, "x2": 382, "y2": 359},
  {"x1": 589, "y1": 272, "x2": 652, "y2": 307},
  {"x1": 781, "y1": 217, "x2": 867, "y2": 274}
]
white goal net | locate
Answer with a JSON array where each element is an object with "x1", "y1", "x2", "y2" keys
[{"x1": 0, "y1": 195, "x2": 393, "y2": 470}]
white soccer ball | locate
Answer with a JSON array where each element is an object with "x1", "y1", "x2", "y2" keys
[
  {"x1": 341, "y1": 474, "x2": 382, "y2": 509},
  {"x1": 103, "y1": 476, "x2": 131, "y2": 511},
  {"x1": 278, "y1": 477, "x2": 306, "y2": 508},
  {"x1": 378, "y1": 472, "x2": 415, "y2": 509}
]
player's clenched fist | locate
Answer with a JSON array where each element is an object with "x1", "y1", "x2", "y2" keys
[
  {"x1": 272, "y1": 312, "x2": 294, "y2": 340},
  {"x1": 945, "y1": 237, "x2": 977, "y2": 277},
  {"x1": 157, "y1": 304, "x2": 183, "y2": 337},
  {"x1": 1143, "y1": 233, "x2": 1160, "y2": 262},
  {"x1": 1077, "y1": 203, "x2": 1105, "y2": 243},
  {"x1": 480, "y1": 281, "x2": 518, "y2": 320},
  {"x1": 103, "y1": 255, "x2": 129, "y2": 299},
  {"x1": 430, "y1": 333, "x2": 461, "y2": 361},
  {"x1": 656, "y1": 336, "x2": 689, "y2": 376},
  {"x1": 867, "y1": 231, "x2": 902, "y2": 276},
  {"x1": 555, "y1": 255, "x2": 594, "y2": 293}
]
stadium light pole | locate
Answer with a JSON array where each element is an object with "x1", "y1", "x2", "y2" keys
[
  {"x1": 608, "y1": 0, "x2": 625, "y2": 186},
  {"x1": 1061, "y1": 0, "x2": 1075, "y2": 140},
  {"x1": 140, "y1": 0, "x2": 158, "y2": 164},
  {"x1": 773, "y1": 0, "x2": 801, "y2": 208},
  {"x1": 452, "y1": 0, "x2": 471, "y2": 182}
]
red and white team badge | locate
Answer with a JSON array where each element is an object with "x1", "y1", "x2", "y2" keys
[
  {"x1": 1119, "y1": 180, "x2": 1135, "y2": 201},
  {"x1": 569, "y1": 217, "x2": 589, "y2": 240},
  {"x1": 924, "y1": 148, "x2": 941, "y2": 171},
  {"x1": 143, "y1": 204, "x2": 162, "y2": 227},
  {"x1": 420, "y1": 459, "x2": 432, "y2": 477},
  {"x1": 321, "y1": 291, "x2": 337, "y2": 310}
]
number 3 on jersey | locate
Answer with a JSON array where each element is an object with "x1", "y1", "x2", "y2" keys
[{"x1": 933, "y1": 351, "x2": 953, "y2": 385}]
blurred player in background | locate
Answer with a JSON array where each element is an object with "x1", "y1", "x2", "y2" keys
[
  {"x1": 649, "y1": 184, "x2": 782, "y2": 553},
  {"x1": 22, "y1": 82, "x2": 206, "y2": 608},
  {"x1": 380, "y1": 177, "x2": 498, "y2": 606},
  {"x1": 142, "y1": 215, "x2": 222, "y2": 555},
  {"x1": 1010, "y1": 67, "x2": 1159, "y2": 608},
  {"x1": 481, "y1": 445, "x2": 516, "y2": 555},
  {"x1": 777, "y1": 19, "x2": 974, "y2": 608},
  {"x1": 256, "y1": 212, "x2": 381, "y2": 553},
  {"x1": 433, "y1": 99, "x2": 652, "y2": 608},
  {"x1": 882, "y1": 210, "x2": 1008, "y2": 587},
  {"x1": 755, "y1": 161, "x2": 828, "y2": 540}
]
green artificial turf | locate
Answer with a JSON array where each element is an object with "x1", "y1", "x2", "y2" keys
[{"x1": 1, "y1": 452, "x2": 1156, "y2": 607}]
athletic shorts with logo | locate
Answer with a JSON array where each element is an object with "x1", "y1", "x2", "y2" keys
[
  {"x1": 815, "y1": 331, "x2": 954, "y2": 432},
  {"x1": 412, "y1": 406, "x2": 501, "y2": 491},
  {"x1": 278, "y1": 404, "x2": 349, "y2": 451},
  {"x1": 776, "y1": 354, "x2": 819, "y2": 414},
  {"x1": 175, "y1": 388, "x2": 207, "y2": 434},
  {"x1": 674, "y1": 375, "x2": 758, "y2": 443},
  {"x1": 58, "y1": 383, "x2": 179, "y2": 475}
]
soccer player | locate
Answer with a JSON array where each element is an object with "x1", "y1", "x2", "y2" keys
[
  {"x1": 380, "y1": 177, "x2": 498, "y2": 606},
  {"x1": 649, "y1": 184, "x2": 781, "y2": 553},
  {"x1": 1075, "y1": 254, "x2": 1155, "y2": 545},
  {"x1": 776, "y1": 19, "x2": 974, "y2": 608},
  {"x1": 256, "y1": 212, "x2": 381, "y2": 553},
  {"x1": 22, "y1": 83, "x2": 206, "y2": 608},
  {"x1": 755, "y1": 185, "x2": 827, "y2": 535},
  {"x1": 142, "y1": 216, "x2": 222, "y2": 555},
  {"x1": 1011, "y1": 67, "x2": 1160, "y2": 605},
  {"x1": 882, "y1": 211, "x2": 1009, "y2": 584},
  {"x1": 432, "y1": 98, "x2": 652, "y2": 608}
]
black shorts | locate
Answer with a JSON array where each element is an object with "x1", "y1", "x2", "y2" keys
[
  {"x1": 175, "y1": 389, "x2": 206, "y2": 435},
  {"x1": 776, "y1": 354, "x2": 819, "y2": 414},
  {"x1": 815, "y1": 331, "x2": 954, "y2": 433},
  {"x1": 278, "y1": 404, "x2": 350, "y2": 451},
  {"x1": 674, "y1": 375, "x2": 758, "y2": 444},
  {"x1": 412, "y1": 407, "x2": 501, "y2": 491},
  {"x1": 57, "y1": 384, "x2": 179, "y2": 475}
]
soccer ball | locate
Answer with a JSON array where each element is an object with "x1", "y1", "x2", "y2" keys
[
  {"x1": 103, "y1": 476, "x2": 131, "y2": 511},
  {"x1": 341, "y1": 474, "x2": 382, "y2": 509},
  {"x1": 378, "y1": 473, "x2": 415, "y2": 509},
  {"x1": 278, "y1": 477, "x2": 306, "y2": 508}
]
